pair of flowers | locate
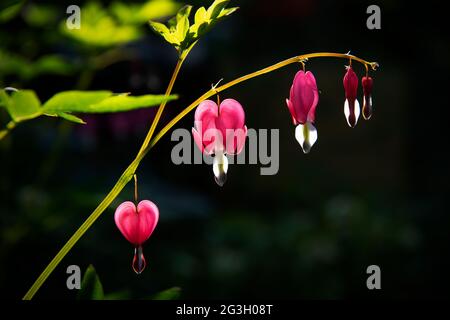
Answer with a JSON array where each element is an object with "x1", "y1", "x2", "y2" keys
[
  {"x1": 191, "y1": 65, "x2": 374, "y2": 162},
  {"x1": 114, "y1": 65, "x2": 374, "y2": 273},
  {"x1": 287, "y1": 66, "x2": 374, "y2": 153}
]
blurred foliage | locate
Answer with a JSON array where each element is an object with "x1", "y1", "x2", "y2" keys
[
  {"x1": 22, "y1": 3, "x2": 59, "y2": 27},
  {"x1": 111, "y1": 0, "x2": 180, "y2": 24},
  {"x1": 0, "y1": 51, "x2": 74, "y2": 81},
  {"x1": 0, "y1": 0, "x2": 25, "y2": 23},
  {"x1": 60, "y1": 2, "x2": 142, "y2": 48},
  {"x1": 77, "y1": 265, "x2": 104, "y2": 300},
  {"x1": 0, "y1": 0, "x2": 181, "y2": 84},
  {"x1": 77, "y1": 265, "x2": 181, "y2": 300},
  {"x1": 150, "y1": 286, "x2": 182, "y2": 300}
]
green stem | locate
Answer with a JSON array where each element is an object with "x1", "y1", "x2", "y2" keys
[
  {"x1": 0, "y1": 120, "x2": 16, "y2": 140},
  {"x1": 147, "y1": 53, "x2": 378, "y2": 151},
  {"x1": 22, "y1": 56, "x2": 186, "y2": 300},
  {"x1": 22, "y1": 52, "x2": 377, "y2": 300}
]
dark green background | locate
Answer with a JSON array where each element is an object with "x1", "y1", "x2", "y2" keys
[{"x1": 1, "y1": 0, "x2": 449, "y2": 299}]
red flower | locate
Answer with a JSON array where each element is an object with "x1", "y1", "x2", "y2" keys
[
  {"x1": 362, "y1": 76, "x2": 374, "y2": 120},
  {"x1": 343, "y1": 66, "x2": 360, "y2": 127},
  {"x1": 285, "y1": 70, "x2": 319, "y2": 153}
]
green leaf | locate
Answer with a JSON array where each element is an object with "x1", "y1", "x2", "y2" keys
[
  {"x1": 175, "y1": 15, "x2": 190, "y2": 43},
  {"x1": 149, "y1": 0, "x2": 238, "y2": 54},
  {"x1": 42, "y1": 91, "x2": 177, "y2": 114},
  {"x1": 77, "y1": 265, "x2": 104, "y2": 300},
  {"x1": 219, "y1": 7, "x2": 239, "y2": 18},
  {"x1": 176, "y1": 5, "x2": 193, "y2": 21},
  {"x1": 2, "y1": 90, "x2": 42, "y2": 122},
  {"x1": 149, "y1": 21, "x2": 179, "y2": 45},
  {"x1": 111, "y1": 0, "x2": 180, "y2": 25},
  {"x1": 151, "y1": 287, "x2": 181, "y2": 300},
  {"x1": 87, "y1": 93, "x2": 178, "y2": 113},
  {"x1": 194, "y1": 7, "x2": 207, "y2": 25},
  {"x1": 42, "y1": 91, "x2": 112, "y2": 113},
  {"x1": 206, "y1": 0, "x2": 230, "y2": 20},
  {"x1": 190, "y1": 6, "x2": 209, "y2": 36},
  {"x1": 56, "y1": 112, "x2": 86, "y2": 124}
]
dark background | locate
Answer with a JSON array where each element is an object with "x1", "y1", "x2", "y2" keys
[{"x1": 1, "y1": 0, "x2": 449, "y2": 299}]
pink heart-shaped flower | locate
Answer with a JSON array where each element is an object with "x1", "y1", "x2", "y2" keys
[
  {"x1": 192, "y1": 99, "x2": 247, "y2": 155},
  {"x1": 114, "y1": 200, "x2": 159, "y2": 245}
]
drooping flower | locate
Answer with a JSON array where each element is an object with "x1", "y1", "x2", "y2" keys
[
  {"x1": 114, "y1": 200, "x2": 159, "y2": 274},
  {"x1": 362, "y1": 76, "x2": 374, "y2": 120},
  {"x1": 192, "y1": 99, "x2": 247, "y2": 186},
  {"x1": 285, "y1": 70, "x2": 319, "y2": 153},
  {"x1": 343, "y1": 66, "x2": 360, "y2": 127}
]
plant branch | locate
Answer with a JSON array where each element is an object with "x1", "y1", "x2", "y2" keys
[
  {"x1": 22, "y1": 52, "x2": 377, "y2": 300},
  {"x1": 146, "y1": 52, "x2": 378, "y2": 151},
  {"x1": 0, "y1": 120, "x2": 16, "y2": 140},
  {"x1": 22, "y1": 54, "x2": 186, "y2": 300}
]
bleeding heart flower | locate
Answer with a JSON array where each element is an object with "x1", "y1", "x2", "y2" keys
[
  {"x1": 285, "y1": 70, "x2": 319, "y2": 153},
  {"x1": 114, "y1": 200, "x2": 159, "y2": 274},
  {"x1": 192, "y1": 99, "x2": 247, "y2": 186},
  {"x1": 362, "y1": 76, "x2": 374, "y2": 120},
  {"x1": 343, "y1": 66, "x2": 360, "y2": 127}
]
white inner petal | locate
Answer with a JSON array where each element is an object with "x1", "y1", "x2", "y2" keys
[
  {"x1": 213, "y1": 151, "x2": 228, "y2": 178},
  {"x1": 295, "y1": 122, "x2": 318, "y2": 153},
  {"x1": 344, "y1": 99, "x2": 361, "y2": 127},
  {"x1": 354, "y1": 99, "x2": 361, "y2": 124}
]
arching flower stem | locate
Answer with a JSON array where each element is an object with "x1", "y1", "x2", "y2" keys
[{"x1": 23, "y1": 52, "x2": 378, "y2": 300}]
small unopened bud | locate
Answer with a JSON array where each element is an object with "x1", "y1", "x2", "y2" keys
[{"x1": 362, "y1": 76, "x2": 374, "y2": 120}]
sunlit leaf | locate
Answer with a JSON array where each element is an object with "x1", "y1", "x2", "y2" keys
[
  {"x1": 42, "y1": 91, "x2": 177, "y2": 114},
  {"x1": 1, "y1": 90, "x2": 42, "y2": 122},
  {"x1": 219, "y1": 7, "x2": 239, "y2": 18},
  {"x1": 194, "y1": 6, "x2": 207, "y2": 25},
  {"x1": 86, "y1": 93, "x2": 178, "y2": 113},
  {"x1": 77, "y1": 265, "x2": 104, "y2": 300},
  {"x1": 175, "y1": 15, "x2": 190, "y2": 43},
  {"x1": 206, "y1": 0, "x2": 230, "y2": 20},
  {"x1": 149, "y1": 0, "x2": 238, "y2": 54},
  {"x1": 43, "y1": 91, "x2": 112, "y2": 113},
  {"x1": 149, "y1": 21, "x2": 180, "y2": 45},
  {"x1": 56, "y1": 112, "x2": 86, "y2": 124},
  {"x1": 176, "y1": 5, "x2": 193, "y2": 21}
]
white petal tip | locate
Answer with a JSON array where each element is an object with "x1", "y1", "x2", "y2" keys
[
  {"x1": 213, "y1": 153, "x2": 228, "y2": 187},
  {"x1": 295, "y1": 122, "x2": 318, "y2": 153},
  {"x1": 344, "y1": 99, "x2": 361, "y2": 127}
]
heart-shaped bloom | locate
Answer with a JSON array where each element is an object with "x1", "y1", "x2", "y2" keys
[
  {"x1": 285, "y1": 70, "x2": 319, "y2": 153},
  {"x1": 192, "y1": 99, "x2": 247, "y2": 186},
  {"x1": 362, "y1": 76, "x2": 374, "y2": 120},
  {"x1": 343, "y1": 66, "x2": 360, "y2": 127},
  {"x1": 114, "y1": 200, "x2": 159, "y2": 274}
]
